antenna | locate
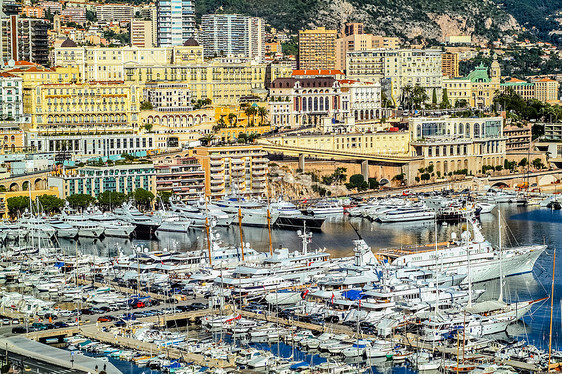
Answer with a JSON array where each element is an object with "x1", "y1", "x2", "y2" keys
[{"x1": 348, "y1": 220, "x2": 363, "y2": 240}]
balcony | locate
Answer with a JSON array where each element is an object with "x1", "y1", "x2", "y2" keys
[
  {"x1": 211, "y1": 178, "x2": 224, "y2": 185},
  {"x1": 252, "y1": 182, "x2": 266, "y2": 189},
  {"x1": 210, "y1": 166, "x2": 224, "y2": 173},
  {"x1": 211, "y1": 173, "x2": 225, "y2": 180},
  {"x1": 211, "y1": 185, "x2": 224, "y2": 192}
]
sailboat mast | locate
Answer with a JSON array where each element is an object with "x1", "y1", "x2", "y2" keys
[
  {"x1": 237, "y1": 205, "x2": 245, "y2": 262},
  {"x1": 498, "y1": 209, "x2": 503, "y2": 302},
  {"x1": 548, "y1": 249, "x2": 556, "y2": 370},
  {"x1": 204, "y1": 199, "x2": 212, "y2": 266}
]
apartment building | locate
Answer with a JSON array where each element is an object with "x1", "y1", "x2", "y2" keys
[
  {"x1": 22, "y1": 6, "x2": 45, "y2": 18},
  {"x1": 0, "y1": 73, "x2": 23, "y2": 122},
  {"x1": 61, "y1": 7, "x2": 86, "y2": 24},
  {"x1": 154, "y1": 157, "x2": 205, "y2": 200},
  {"x1": 298, "y1": 27, "x2": 337, "y2": 70},
  {"x1": 500, "y1": 77, "x2": 559, "y2": 103},
  {"x1": 442, "y1": 52, "x2": 459, "y2": 78},
  {"x1": 143, "y1": 82, "x2": 192, "y2": 112},
  {"x1": 0, "y1": 16, "x2": 49, "y2": 66},
  {"x1": 409, "y1": 116, "x2": 506, "y2": 175},
  {"x1": 192, "y1": 145, "x2": 268, "y2": 198},
  {"x1": 48, "y1": 164, "x2": 156, "y2": 198},
  {"x1": 97, "y1": 4, "x2": 134, "y2": 22},
  {"x1": 26, "y1": 81, "x2": 141, "y2": 134},
  {"x1": 40, "y1": 1, "x2": 62, "y2": 14},
  {"x1": 504, "y1": 124, "x2": 531, "y2": 153},
  {"x1": 54, "y1": 44, "x2": 204, "y2": 81},
  {"x1": 534, "y1": 78, "x2": 559, "y2": 103},
  {"x1": 130, "y1": 20, "x2": 155, "y2": 48},
  {"x1": 156, "y1": 0, "x2": 195, "y2": 47},
  {"x1": 501, "y1": 78, "x2": 535, "y2": 100},
  {"x1": 27, "y1": 132, "x2": 156, "y2": 156},
  {"x1": 201, "y1": 14, "x2": 265, "y2": 60},
  {"x1": 124, "y1": 59, "x2": 292, "y2": 106},
  {"x1": 346, "y1": 49, "x2": 442, "y2": 104}
]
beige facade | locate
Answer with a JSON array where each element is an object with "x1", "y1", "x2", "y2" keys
[
  {"x1": 534, "y1": 78, "x2": 559, "y2": 103},
  {"x1": 298, "y1": 27, "x2": 337, "y2": 70},
  {"x1": 192, "y1": 145, "x2": 268, "y2": 198},
  {"x1": 130, "y1": 20, "x2": 155, "y2": 48},
  {"x1": 346, "y1": 49, "x2": 442, "y2": 105},
  {"x1": 336, "y1": 34, "x2": 399, "y2": 71},
  {"x1": 409, "y1": 117, "x2": 506, "y2": 175},
  {"x1": 264, "y1": 131, "x2": 410, "y2": 155}
]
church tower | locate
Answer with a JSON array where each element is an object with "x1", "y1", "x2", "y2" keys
[{"x1": 490, "y1": 53, "x2": 500, "y2": 82}]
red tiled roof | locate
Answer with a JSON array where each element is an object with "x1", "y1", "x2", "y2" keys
[{"x1": 292, "y1": 69, "x2": 344, "y2": 76}]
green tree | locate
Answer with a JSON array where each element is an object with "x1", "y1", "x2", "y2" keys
[
  {"x1": 66, "y1": 194, "x2": 96, "y2": 210},
  {"x1": 518, "y1": 158, "x2": 528, "y2": 167},
  {"x1": 455, "y1": 99, "x2": 468, "y2": 108},
  {"x1": 412, "y1": 84, "x2": 429, "y2": 109},
  {"x1": 432, "y1": 88, "x2": 437, "y2": 106},
  {"x1": 86, "y1": 9, "x2": 97, "y2": 22},
  {"x1": 227, "y1": 113, "x2": 237, "y2": 126},
  {"x1": 420, "y1": 173, "x2": 431, "y2": 182},
  {"x1": 368, "y1": 178, "x2": 379, "y2": 190},
  {"x1": 97, "y1": 191, "x2": 128, "y2": 210},
  {"x1": 133, "y1": 188, "x2": 155, "y2": 210},
  {"x1": 199, "y1": 134, "x2": 215, "y2": 146},
  {"x1": 257, "y1": 106, "x2": 268, "y2": 124},
  {"x1": 237, "y1": 133, "x2": 249, "y2": 143},
  {"x1": 244, "y1": 106, "x2": 258, "y2": 125},
  {"x1": 440, "y1": 88, "x2": 450, "y2": 109},
  {"x1": 7, "y1": 196, "x2": 30, "y2": 217},
  {"x1": 37, "y1": 195, "x2": 65, "y2": 213},
  {"x1": 346, "y1": 174, "x2": 365, "y2": 190},
  {"x1": 140, "y1": 101, "x2": 153, "y2": 110},
  {"x1": 0, "y1": 186, "x2": 6, "y2": 192},
  {"x1": 144, "y1": 123, "x2": 153, "y2": 132},
  {"x1": 532, "y1": 158, "x2": 545, "y2": 169},
  {"x1": 401, "y1": 84, "x2": 414, "y2": 109}
]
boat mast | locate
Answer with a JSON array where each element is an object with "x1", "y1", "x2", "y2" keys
[
  {"x1": 236, "y1": 189, "x2": 245, "y2": 261},
  {"x1": 548, "y1": 248, "x2": 556, "y2": 370},
  {"x1": 204, "y1": 198, "x2": 212, "y2": 266},
  {"x1": 266, "y1": 187, "x2": 273, "y2": 256},
  {"x1": 498, "y1": 209, "x2": 503, "y2": 302}
]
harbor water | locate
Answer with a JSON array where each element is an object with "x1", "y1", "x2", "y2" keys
[{"x1": 20, "y1": 204, "x2": 562, "y2": 373}]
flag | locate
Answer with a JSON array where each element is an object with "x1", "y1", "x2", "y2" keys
[
  {"x1": 358, "y1": 299, "x2": 361, "y2": 308},
  {"x1": 331, "y1": 293, "x2": 334, "y2": 305},
  {"x1": 161, "y1": 261, "x2": 164, "y2": 265},
  {"x1": 300, "y1": 289, "x2": 309, "y2": 299},
  {"x1": 308, "y1": 261, "x2": 313, "y2": 267}
]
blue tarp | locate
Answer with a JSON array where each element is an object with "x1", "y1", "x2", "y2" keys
[
  {"x1": 54, "y1": 262, "x2": 65, "y2": 268},
  {"x1": 342, "y1": 289, "x2": 364, "y2": 300},
  {"x1": 290, "y1": 362, "x2": 309, "y2": 370}
]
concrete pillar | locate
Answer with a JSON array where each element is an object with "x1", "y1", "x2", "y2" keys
[
  {"x1": 298, "y1": 153, "x2": 305, "y2": 171},
  {"x1": 361, "y1": 160, "x2": 369, "y2": 181}
]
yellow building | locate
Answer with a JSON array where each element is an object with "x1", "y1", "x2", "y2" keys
[
  {"x1": 442, "y1": 55, "x2": 501, "y2": 108},
  {"x1": 212, "y1": 105, "x2": 271, "y2": 142},
  {"x1": 191, "y1": 145, "x2": 268, "y2": 198},
  {"x1": 0, "y1": 187, "x2": 59, "y2": 218},
  {"x1": 442, "y1": 52, "x2": 459, "y2": 78},
  {"x1": 298, "y1": 27, "x2": 337, "y2": 70},
  {"x1": 0, "y1": 123, "x2": 24, "y2": 152},
  {"x1": 534, "y1": 78, "x2": 559, "y2": 103},
  {"x1": 124, "y1": 60, "x2": 292, "y2": 106},
  {"x1": 264, "y1": 130, "x2": 410, "y2": 155},
  {"x1": 26, "y1": 81, "x2": 141, "y2": 134}
]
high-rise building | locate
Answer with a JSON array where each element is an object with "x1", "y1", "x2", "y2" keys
[
  {"x1": 156, "y1": 0, "x2": 195, "y2": 47},
  {"x1": 298, "y1": 27, "x2": 337, "y2": 70},
  {"x1": 130, "y1": 20, "x2": 155, "y2": 47},
  {"x1": 201, "y1": 14, "x2": 265, "y2": 60},
  {"x1": 336, "y1": 34, "x2": 399, "y2": 71},
  {"x1": 442, "y1": 52, "x2": 459, "y2": 78},
  {"x1": 0, "y1": 15, "x2": 50, "y2": 66},
  {"x1": 343, "y1": 22, "x2": 363, "y2": 37},
  {"x1": 61, "y1": 7, "x2": 86, "y2": 24}
]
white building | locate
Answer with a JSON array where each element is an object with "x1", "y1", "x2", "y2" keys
[
  {"x1": 96, "y1": 4, "x2": 134, "y2": 22},
  {"x1": 0, "y1": 72, "x2": 24, "y2": 123},
  {"x1": 143, "y1": 82, "x2": 192, "y2": 112},
  {"x1": 346, "y1": 49, "x2": 442, "y2": 106}
]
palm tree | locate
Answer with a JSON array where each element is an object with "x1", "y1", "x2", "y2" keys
[
  {"x1": 401, "y1": 84, "x2": 413, "y2": 110},
  {"x1": 247, "y1": 133, "x2": 261, "y2": 143},
  {"x1": 257, "y1": 106, "x2": 268, "y2": 124},
  {"x1": 244, "y1": 106, "x2": 257, "y2": 125},
  {"x1": 412, "y1": 84, "x2": 429, "y2": 110},
  {"x1": 227, "y1": 113, "x2": 237, "y2": 126},
  {"x1": 199, "y1": 134, "x2": 215, "y2": 146}
]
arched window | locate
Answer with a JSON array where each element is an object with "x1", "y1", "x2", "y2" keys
[
  {"x1": 474, "y1": 123, "x2": 480, "y2": 139},
  {"x1": 314, "y1": 97, "x2": 318, "y2": 111}
]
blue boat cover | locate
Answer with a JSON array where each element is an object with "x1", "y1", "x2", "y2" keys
[{"x1": 342, "y1": 289, "x2": 363, "y2": 300}]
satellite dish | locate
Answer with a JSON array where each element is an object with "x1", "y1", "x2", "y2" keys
[
  {"x1": 135, "y1": 246, "x2": 141, "y2": 253},
  {"x1": 451, "y1": 232, "x2": 457, "y2": 241},
  {"x1": 7, "y1": 59, "x2": 15, "y2": 68},
  {"x1": 214, "y1": 233, "x2": 220, "y2": 240}
]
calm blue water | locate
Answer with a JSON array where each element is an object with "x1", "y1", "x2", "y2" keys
[{"x1": 53, "y1": 205, "x2": 562, "y2": 373}]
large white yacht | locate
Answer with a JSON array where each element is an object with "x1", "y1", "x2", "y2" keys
[
  {"x1": 270, "y1": 199, "x2": 325, "y2": 230},
  {"x1": 375, "y1": 205, "x2": 436, "y2": 223},
  {"x1": 306, "y1": 200, "x2": 344, "y2": 215},
  {"x1": 215, "y1": 197, "x2": 280, "y2": 227},
  {"x1": 380, "y1": 218, "x2": 546, "y2": 283},
  {"x1": 88, "y1": 211, "x2": 136, "y2": 238},
  {"x1": 113, "y1": 202, "x2": 160, "y2": 237},
  {"x1": 46, "y1": 218, "x2": 79, "y2": 239},
  {"x1": 60, "y1": 211, "x2": 105, "y2": 238},
  {"x1": 18, "y1": 213, "x2": 56, "y2": 240}
]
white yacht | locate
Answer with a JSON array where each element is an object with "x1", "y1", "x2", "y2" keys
[
  {"x1": 383, "y1": 219, "x2": 546, "y2": 283},
  {"x1": 113, "y1": 202, "x2": 160, "y2": 237},
  {"x1": 18, "y1": 213, "x2": 56, "y2": 240},
  {"x1": 88, "y1": 212, "x2": 135, "y2": 238},
  {"x1": 60, "y1": 212, "x2": 105, "y2": 238},
  {"x1": 45, "y1": 218, "x2": 79, "y2": 239},
  {"x1": 376, "y1": 205, "x2": 436, "y2": 223},
  {"x1": 306, "y1": 200, "x2": 344, "y2": 215},
  {"x1": 154, "y1": 211, "x2": 192, "y2": 233},
  {"x1": 215, "y1": 197, "x2": 280, "y2": 227}
]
